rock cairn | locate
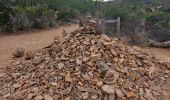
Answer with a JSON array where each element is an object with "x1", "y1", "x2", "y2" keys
[
  {"x1": 85, "y1": 16, "x2": 96, "y2": 34},
  {"x1": 0, "y1": 29, "x2": 170, "y2": 100}
]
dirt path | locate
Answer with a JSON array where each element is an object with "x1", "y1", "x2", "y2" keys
[
  {"x1": 0, "y1": 24, "x2": 78, "y2": 68},
  {"x1": 142, "y1": 47, "x2": 170, "y2": 63}
]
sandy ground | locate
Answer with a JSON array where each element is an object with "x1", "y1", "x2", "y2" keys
[
  {"x1": 0, "y1": 24, "x2": 78, "y2": 68},
  {"x1": 142, "y1": 47, "x2": 170, "y2": 63}
]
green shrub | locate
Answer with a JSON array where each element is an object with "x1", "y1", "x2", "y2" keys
[
  {"x1": 145, "y1": 11, "x2": 170, "y2": 41},
  {"x1": 103, "y1": 6, "x2": 129, "y2": 20},
  {"x1": 15, "y1": 13, "x2": 32, "y2": 30},
  {"x1": 34, "y1": 16, "x2": 50, "y2": 28},
  {"x1": 13, "y1": 6, "x2": 57, "y2": 30},
  {"x1": 58, "y1": 6, "x2": 72, "y2": 20},
  {"x1": 58, "y1": 5, "x2": 80, "y2": 21},
  {"x1": 71, "y1": 9, "x2": 80, "y2": 18}
]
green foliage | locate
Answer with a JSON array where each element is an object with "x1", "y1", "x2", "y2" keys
[
  {"x1": 14, "y1": 5, "x2": 56, "y2": 17},
  {"x1": 58, "y1": 6, "x2": 80, "y2": 21},
  {"x1": 12, "y1": 0, "x2": 89, "y2": 14},
  {"x1": 3, "y1": 5, "x2": 57, "y2": 31},
  {"x1": 58, "y1": 6, "x2": 72, "y2": 21},
  {"x1": 145, "y1": 11, "x2": 170, "y2": 41},
  {"x1": 0, "y1": 0, "x2": 16, "y2": 32},
  {"x1": 15, "y1": 13, "x2": 31, "y2": 31},
  {"x1": 146, "y1": 11, "x2": 170, "y2": 28},
  {"x1": 103, "y1": 6, "x2": 129, "y2": 20},
  {"x1": 0, "y1": 0, "x2": 169, "y2": 43}
]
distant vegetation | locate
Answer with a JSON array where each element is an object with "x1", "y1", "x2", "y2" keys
[
  {"x1": 0, "y1": 0, "x2": 169, "y2": 43},
  {"x1": 0, "y1": 0, "x2": 85, "y2": 32}
]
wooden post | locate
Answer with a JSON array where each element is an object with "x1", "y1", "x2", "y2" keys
[
  {"x1": 117, "y1": 17, "x2": 120, "y2": 36},
  {"x1": 102, "y1": 19, "x2": 105, "y2": 34},
  {"x1": 95, "y1": 19, "x2": 102, "y2": 34}
]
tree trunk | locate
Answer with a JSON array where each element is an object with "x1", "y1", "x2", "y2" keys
[{"x1": 149, "y1": 39, "x2": 170, "y2": 48}]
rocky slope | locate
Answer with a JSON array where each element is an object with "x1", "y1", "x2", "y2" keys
[{"x1": 0, "y1": 30, "x2": 170, "y2": 100}]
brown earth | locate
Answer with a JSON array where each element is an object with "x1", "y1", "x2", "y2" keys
[
  {"x1": 142, "y1": 47, "x2": 170, "y2": 63},
  {"x1": 141, "y1": 47, "x2": 170, "y2": 100},
  {"x1": 0, "y1": 24, "x2": 78, "y2": 69}
]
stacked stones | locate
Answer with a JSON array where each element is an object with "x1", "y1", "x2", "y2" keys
[
  {"x1": 85, "y1": 16, "x2": 96, "y2": 34},
  {"x1": 0, "y1": 29, "x2": 170, "y2": 100}
]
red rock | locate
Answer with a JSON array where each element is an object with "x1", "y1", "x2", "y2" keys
[
  {"x1": 102, "y1": 85, "x2": 115, "y2": 94},
  {"x1": 126, "y1": 92, "x2": 136, "y2": 98}
]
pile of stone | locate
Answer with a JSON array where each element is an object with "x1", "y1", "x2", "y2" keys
[
  {"x1": 0, "y1": 29, "x2": 170, "y2": 100},
  {"x1": 85, "y1": 16, "x2": 96, "y2": 34}
]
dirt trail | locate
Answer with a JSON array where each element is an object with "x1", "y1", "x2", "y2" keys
[
  {"x1": 0, "y1": 24, "x2": 78, "y2": 68},
  {"x1": 142, "y1": 47, "x2": 170, "y2": 63}
]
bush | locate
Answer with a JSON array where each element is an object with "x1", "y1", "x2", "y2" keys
[
  {"x1": 71, "y1": 9, "x2": 80, "y2": 19},
  {"x1": 15, "y1": 13, "x2": 32, "y2": 31},
  {"x1": 34, "y1": 16, "x2": 49, "y2": 28},
  {"x1": 14, "y1": 6, "x2": 57, "y2": 30},
  {"x1": 145, "y1": 11, "x2": 170, "y2": 42},
  {"x1": 58, "y1": 5, "x2": 80, "y2": 21},
  {"x1": 49, "y1": 17, "x2": 57, "y2": 27}
]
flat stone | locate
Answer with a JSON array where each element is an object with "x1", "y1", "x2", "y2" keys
[
  {"x1": 24, "y1": 51, "x2": 35, "y2": 60},
  {"x1": 76, "y1": 58, "x2": 82, "y2": 65},
  {"x1": 82, "y1": 74, "x2": 91, "y2": 81},
  {"x1": 54, "y1": 40, "x2": 61, "y2": 45},
  {"x1": 65, "y1": 72, "x2": 73, "y2": 82},
  {"x1": 54, "y1": 35, "x2": 60, "y2": 40},
  {"x1": 165, "y1": 70, "x2": 170, "y2": 74},
  {"x1": 65, "y1": 97, "x2": 71, "y2": 100},
  {"x1": 44, "y1": 95, "x2": 53, "y2": 100},
  {"x1": 58, "y1": 63, "x2": 64, "y2": 69},
  {"x1": 151, "y1": 86, "x2": 161, "y2": 92},
  {"x1": 132, "y1": 46, "x2": 141, "y2": 51},
  {"x1": 62, "y1": 50, "x2": 70, "y2": 56},
  {"x1": 111, "y1": 49, "x2": 117, "y2": 56},
  {"x1": 4, "y1": 93, "x2": 11, "y2": 98},
  {"x1": 50, "y1": 82, "x2": 58, "y2": 87},
  {"x1": 113, "y1": 71, "x2": 120, "y2": 81},
  {"x1": 126, "y1": 92, "x2": 136, "y2": 98},
  {"x1": 91, "y1": 54, "x2": 100, "y2": 62},
  {"x1": 115, "y1": 89, "x2": 124, "y2": 98},
  {"x1": 101, "y1": 34, "x2": 111, "y2": 41},
  {"x1": 108, "y1": 94, "x2": 115, "y2": 100},
  {"x1": 91, "y1": 95, "x2": 98, "y2": 99},
  {"x1": 97, "y1": 81, "x2": 103, "y2": 87},
  {"x1": 152, "y1": 90, "x2": 160, "y2": 96},
  {"x1": 97, "y1": 61, "x2": 109, "y2": 72},
  {"x1": 27, "y1": 93, "x2": 34, "y2": 100},
  {"x1": 13, "y1": 48, "x2": 25, "y2": 58},
  {"x1": 12, "y1": 83, "x2": 21, "y2": 88},
  {"x1": 61, "y1": 55, "x2": 70, "y2": 61},
  {"x1": 82, "y1": 92, "x2": 89, "y2": 99},
  {"x1": 102, "y1": 85, "x2": 115, "y2": 94},
  {"x1": 83, "y1": 57, "x2": 90, "y2": 62},
  {"x1": 119, "y1": 58, "x2": 124, "y2": 63},
  {"x1": 0, "y1": 73, "x2": 5, "y2": 78},
  {"x1": 32, "y1": 57, "x2": 44, "y2": 65}
]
